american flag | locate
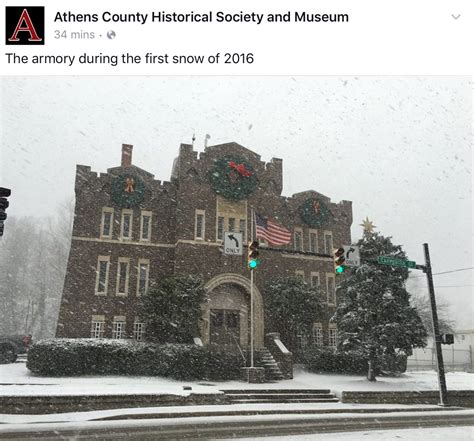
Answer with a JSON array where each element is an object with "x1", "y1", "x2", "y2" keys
[{"x1": 254, "y1": 213, "x2": 291, "y2": 245}]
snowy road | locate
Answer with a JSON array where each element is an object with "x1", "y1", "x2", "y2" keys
[{"x1": 0, "y1": 409, "x2": 473, "y2": 440}]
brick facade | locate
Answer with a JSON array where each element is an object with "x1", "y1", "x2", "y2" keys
[{"x1": 56, "y1": 142, "x2": 352, "y2": 350}]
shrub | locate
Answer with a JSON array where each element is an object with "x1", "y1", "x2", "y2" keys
[
  {"x1": 140, "y1": 275, "x2": 207, "y2": 343},
  {"x1": 302, "y1": 346, "x2": 407, "y2": 376},
  {"x1": 26, "y1": 339, "x2": 245, "y2": 380},
  {"x1": 204, "y1": 349, "x2": 244, "y2": 381}
]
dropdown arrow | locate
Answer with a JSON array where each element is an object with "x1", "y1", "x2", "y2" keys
[{"x1": 451, "y1": 14, "x2": 461, "y2": 20}]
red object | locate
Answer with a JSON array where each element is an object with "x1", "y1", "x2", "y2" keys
[
  {"x1": 121, "y1": 144, "x2": 133, "y2": 167},
  {"x1": 255, "y1": 213, "x2": 291, "y2": 245},
  {"x1": 8, "y1": 9, "x2": 42, "y2": 42},
  {"x1": 22, "y1": 335, "x2": 32, "y2": 348},
  {"x1": 228, "y1": 161, "x2": 252, "y2": 177}
]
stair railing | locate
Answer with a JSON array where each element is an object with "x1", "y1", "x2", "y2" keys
[{"x1": 231, "y1": 333, "x2": 247, "y2": 364}]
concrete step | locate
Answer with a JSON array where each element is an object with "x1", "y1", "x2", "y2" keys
[
  {"x1": 231, "y1": 398, "x2": 341, "y2": 404},
  {"x1": 221, "y1": 387, "x2": 339, "y2": 404},
  {"x1": 225, "y1": 393, "x2": 337, "y2": 399},
  {"x1": 222, "y1": 389, "x2": 332, "y2": 394}
]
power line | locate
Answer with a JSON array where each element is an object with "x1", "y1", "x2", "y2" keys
[
  {"x1": 418, "y1": 284, "x2": 474, "y2": 289},
  {"x1": 411, "y1": 267, "x2": 474, "y2": 278}
]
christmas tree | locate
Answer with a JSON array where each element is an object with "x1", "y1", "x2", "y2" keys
[{"x1": 333, "y1": 222, "x2": 427, "y2": 381}]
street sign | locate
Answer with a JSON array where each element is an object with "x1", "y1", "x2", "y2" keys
[
  {"x1": 377, "y1": 256, "x2": 416, "y2": 268},
  {"x1": 343, "y1": 245, "x2": 360, "y2": 267},
  {"x1": 223, "y1": 232, "x2": 243, "y2": 255}
]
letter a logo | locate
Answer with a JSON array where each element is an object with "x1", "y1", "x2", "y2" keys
[{"x1": 5, "y1": 7, "x2": 45, "y2": 45}]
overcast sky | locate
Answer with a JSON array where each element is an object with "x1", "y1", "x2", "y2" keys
[{"x1": 1, "y1": 76, "x2": 472, "y2": 328}]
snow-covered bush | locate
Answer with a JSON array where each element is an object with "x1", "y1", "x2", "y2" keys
[
  {"x1": 26, "y1": 339, "x2": 244, "y2": 380},
  {"x1": 303, "y1": 347, "x2": 406, "y2": 375},
  {"x1": 265, "y1": 277, "x2": 325, "y2": 354},
  {"x1": 139, "y1": 275, "x2": 208, "y2": 344}
]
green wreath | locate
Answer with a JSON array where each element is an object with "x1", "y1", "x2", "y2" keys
[
  {"x1": 111, "y1": 174, "x2": 145, "y2": 208},
  {"x1": 209, "y1": 156, "x2": 257, "y2": 200},
  {"x1": 300, "y1": 198, "x2": 332, "y2": 228}
]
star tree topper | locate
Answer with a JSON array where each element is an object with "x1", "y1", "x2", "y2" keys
[{"x1": 360, "y1": 217, "x2": 376, "y2": 233}]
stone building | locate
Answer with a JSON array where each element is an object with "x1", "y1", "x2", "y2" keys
[{"x1": 56, "y1": 142, "x2": 352, "y2": 352}]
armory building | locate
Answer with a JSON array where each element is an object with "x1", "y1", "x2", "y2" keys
[{"x1": 56, "y1": 142, "x2": 353, "y2": 351}]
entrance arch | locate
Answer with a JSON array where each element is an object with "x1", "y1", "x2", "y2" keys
[{"x1": 202, "y1": 273, "x2": 264, "y2": 349}]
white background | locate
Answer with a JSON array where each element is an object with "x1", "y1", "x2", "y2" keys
[{"x1": 0, "y1": 0, "x2": 473, "y2": 75}]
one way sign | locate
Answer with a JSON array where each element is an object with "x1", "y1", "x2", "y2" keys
[{"x1": 342, "y1": 245, "x2": 360, "y2": 267}]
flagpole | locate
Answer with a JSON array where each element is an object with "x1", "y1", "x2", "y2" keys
[{"x1": 250, "y1": 208, "x2": 255, "y2": 368}]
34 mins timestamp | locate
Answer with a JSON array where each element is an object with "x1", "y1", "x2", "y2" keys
[{"x1": 54, "y1": 30, "x2": 95, "y2": 39}]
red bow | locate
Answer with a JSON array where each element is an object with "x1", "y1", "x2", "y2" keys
[{"x1": 228, "y1": 161, "x2": 252, "y2": 177}]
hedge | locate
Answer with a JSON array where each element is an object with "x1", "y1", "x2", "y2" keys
[
  {"x1": 26, "y1": 339, "x2": 244, "y2": 380},
  {"x1": 302, "y1": 347, "x2": 407, "y2": 376}
]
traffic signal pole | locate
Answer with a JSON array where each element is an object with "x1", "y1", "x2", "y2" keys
[
  {"x1": 250, "y1": 268, "x2": 254, "y2": 368},
  {"x1": 249, "y1": 208, "x2": 255, "y2": 368},
  {"x1": 423, "y1": 243, "x2": 448, "y2": 406}
]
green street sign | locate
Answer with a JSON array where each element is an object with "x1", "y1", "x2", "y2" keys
[{"x1": 377, "y1": 256, "x2": 416, "y2": 269}]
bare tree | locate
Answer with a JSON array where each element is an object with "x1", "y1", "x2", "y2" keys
[
  {"x1": 0, "y1": 199, "x2": 73, "y2": 338},
  {"x1": 409, "y1": 277, "x2": 455, "y2": 335}
]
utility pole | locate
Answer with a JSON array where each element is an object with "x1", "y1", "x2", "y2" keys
[
  {"x1": 377, "y1": 242, "x2": 449, "y2": 405},
  {"x1": 423, "y1": 243, "x2": 448, "y2": 406}
]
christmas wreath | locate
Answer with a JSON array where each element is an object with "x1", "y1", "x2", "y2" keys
[
  {"x1": 300, "y1": 198, "x2": 332, "y2": 228},
  {"x1": 111, "y1": 174, "x2": 145, "y2": 208},
  {"x1": 209, "y1": 156, "x2": 257, "y2": 200}
]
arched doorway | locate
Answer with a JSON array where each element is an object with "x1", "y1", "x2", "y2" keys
[{"x1": 202, "y1": 273, "x2": 264, "y2": 349}]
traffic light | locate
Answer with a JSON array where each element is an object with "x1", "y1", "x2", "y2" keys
[
  {"x1": 248, "y1": 240, "x2": 260, "y2": 270},
  {"x1": 334, "y1": 247, "x2": 346, "y2": 274},
  {"x1": 441, "y1": 334, "x2": 454, "y2": 345},
  {"x1": 0, "y1": 187, "x2": 11, "y2": 237}
]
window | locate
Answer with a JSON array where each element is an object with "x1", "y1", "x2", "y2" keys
[
  {"x1": 296, "y1": 332, "x2": 308, "y2": 350},
  {"x1": 136, "y1": 259, "x2": 150, "y2": 296},
  {"x1": 310, "y1": 272, "x2": 320, "y2": 287},
  {"x1": 216, "y1": 196, "x2": 247, "y2": 243},
  {"x1": 329, "y1": 325, "x2": 338, "y2": 348},
  {"x1": 326, "y1": 274, "x2": 336, "y2": 304},
  {"x1": 140, "y1": 211, "x2": 152, "y2": 241},
  {"x1": 95, "y1": 256, "x2": 110, "y2": 295},
  {"x1": 239, "y1": 219, "x2": 246, "y2": 242},
  {"x1": 112, "y1": 317, "x2": 126, "y2": 339},
  {"x1": 101, "y1": 208, "x2": 114, "y2": 238},
  {"x1": 294, "y1": 227, "x2": 303, "y2": 251},
  {"x1": 313, "y1": 323, "x2": 323, "y2": 347},
  {"x1": 116, "y1": 258, "x2": 130, "y2": 296},
  {"x1": 91, "y1": 316, "x2": 105, "y2": 338},
  {"x1": 133, "y1": 321, "x2": 145, "y2": 340},
  {"x1": 195, "y1": 209, "x2": 205, "y2": 240},
  {"x1": 217, "y1": 216, "x2": 224, "y2": 240},
  {"x1": 228, "y1": 217, "x2": 235, "y2": 232},
  {"x1": 309, "y1": 229, "x2": 318, "y2": 253},
  {"x1": 324, "y1": 231, "x2": 333, "y2": 254},
  {"x1": 121, "y1": 209, "x2": 133, "y2": 240},
  {"x1": 295, "y1": 270, "x2": 305, "y2": 280}
]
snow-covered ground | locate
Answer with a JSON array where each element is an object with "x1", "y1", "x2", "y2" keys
[
  {"x1": 223, "y1": 426, "x2": 474, "y2": 441},
  {"x1": 0, "y1": 363, "x2": 472, "y2": 397}
]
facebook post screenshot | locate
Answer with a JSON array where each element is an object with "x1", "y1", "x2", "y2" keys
[{"x1": 0, "y1": 0, "x2": 473, "y2": 439}]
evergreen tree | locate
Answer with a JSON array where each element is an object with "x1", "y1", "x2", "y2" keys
[
  {"x1": 265, "y1": 277, "x2": 325, "y2": 354},
  {"x1": 139, "y1": 275, "x2": 207, "y2": 343},
  {"x1": 333, "y1": 230, "x2": 427, "y2": 381}
]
